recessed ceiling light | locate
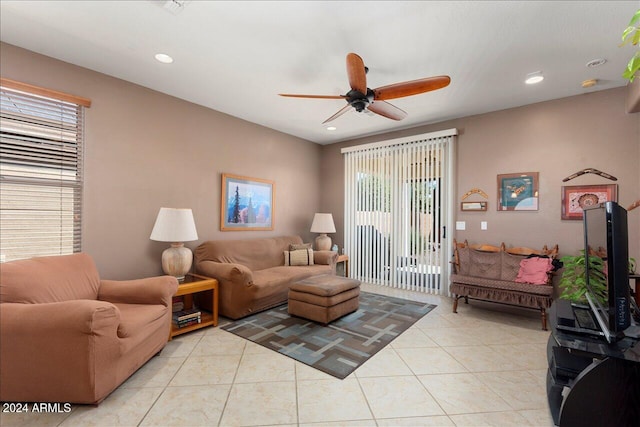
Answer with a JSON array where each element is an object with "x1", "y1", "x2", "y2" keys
[
  {"x1": 586, "y1": 58, "x2": 607, "y2": 68},
  {"x1": 154, "y1": 53, "x2": 174, "y2": 64},
  {"x1": 326, "y1": 126, "x2": 337, "y2": 131},
  {"x1": 525, "y1": 71, "x2": 544, "y2": 85}
]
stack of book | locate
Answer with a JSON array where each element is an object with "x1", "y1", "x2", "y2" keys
[
  {"x1": 172, "y1": 308, "x2": 201, "y2": 328},
  {"x1": 172, "y1": 296, "x2": 184, "y2": 312}
]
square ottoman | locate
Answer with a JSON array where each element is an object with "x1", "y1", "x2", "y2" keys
[{"x1": 288, "y1": 275, "x2": 361, "y2": 324}]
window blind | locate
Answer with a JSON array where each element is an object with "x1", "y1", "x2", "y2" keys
[
  {"x1": 342, "y1": 129, "x2": 456, "y2": 295},
  {"x1": 0, "y1": 85, "x2": 84, "y2": 262}
]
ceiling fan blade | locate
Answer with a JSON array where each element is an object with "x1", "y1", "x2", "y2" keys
[
  {"x1": 346, "y1": 53, "x2": 367, "y2": 94},
  {"x1": 367, "y1": 101, "x2": 407, "y2": 121},
  {"x1": 322, "y1": 104, "x2": 352, "y2": 124},
  {"x1": 373, "y1": 76, "x2": 451, "y2": 100},
  {"x1": 279, "y1": 94, "x2": 345, "y2": 99}
]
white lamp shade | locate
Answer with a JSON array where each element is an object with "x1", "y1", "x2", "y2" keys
[
  {"x1": 310, "y1": 213, "x2": 336, "y2": 233},
  {"x1": 150, "y1": 208, "x2": 198, "y2": 242}
]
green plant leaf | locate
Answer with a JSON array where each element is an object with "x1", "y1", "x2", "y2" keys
[{"x1": 629, "y1": 9, "x2": 640, "y2": 26}]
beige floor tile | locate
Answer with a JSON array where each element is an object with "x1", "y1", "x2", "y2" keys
[
  {"x1": 140, "y1": 384, "x2": 230, "y2": 426},
  {"x1": 518, "y1": 408, "x2": 555, "y2": 426},
  {"x1": 169, "y1": 354, "x2": 240, "y2": 386},
  {"x1": 297, "y1": 378, "x2": 373, "y2": 423},
  {"x1": 443, "y1": 345, "x2": 529, "y2": 372},
  {"x1": 414, "y1": 312, "x2": 458, "y2": 329},
  {"x1": 59, "y1": 387, "x2": 163, "y2": 426},
  {"x1": 358, "y1": 376, "x2": 444, "y2": 419},
  {"x1": 0, "y1": 407, "x2": 74, "y2": 427},
  {"x1": 448, "y1": 411, "x2": 534, "y2": 426},
  {"x1": 423, "y1": 327, "x2": 486, "y2": 346},
  {"x1": 418, "y1": 373, "x2": 512, "y2": 415},
  {"x1": 220, "y1": 381, "x2": 297, "y2": 426},
  {"x1": 396, "y1": 346, "x2": 468, "y2": 375},
  {"x1": 235, "y1": 350, "x2": 296, "y2": 383},
  {"x1": 300, "y1": 421, "x2": 376, "y2": 427},
  {"x1": 120, "y1": 356, "x2": 185, "y2": 388},
  {"x1": 295, "y1": 361, "x2": 338, "y2": 380},
  {"x1": 355, "y1": 347, "x2": 413, "y2": 377},
  {"x1": 190, "y1": 330, "x2": 247, "y2": 356},
  {"x1": 390, "y1": 327, "x2": 439, "y2": 348},
  {"x1": 376, "y1": 415, "x2": 455, "y2": 426},
  {"x1": 475, "y1": 371, "x2": 548, "y2": 411},
  {"x1": 490, "y1": 343, "x2": 548, "y2": 370},
  {"x1": 162, "y1": 332, "x2": 203, "y2": 357}
]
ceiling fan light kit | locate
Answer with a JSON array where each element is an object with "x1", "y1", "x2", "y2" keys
[{"x1": 280, "y1": 53, "x2": 451, "y2": 124}]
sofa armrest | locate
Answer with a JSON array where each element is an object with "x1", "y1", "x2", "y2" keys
[
  {"x1": 98, "y1": 276, "x2": 178, "y2": 307},
  {"x1": 197, "y1": 260, "x2": 253, "y2": 285},
  {"x1": 1, "y1": 300, "x2": 119, "y2": 341},
  {"x1": 314, "y1": 250, "x2": 338, "y2": 266}
]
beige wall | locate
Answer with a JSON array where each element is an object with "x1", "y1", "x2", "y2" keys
[
  {"x1": 321, "y1": 87, "x2": 640, "y2": 262},
  {"x1": 1, "y1": 43, "x2": 323, "y2": 279}
]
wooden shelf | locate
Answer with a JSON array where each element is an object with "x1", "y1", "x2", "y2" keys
[
  {"x1": 171, "y1": 310, "x2": 215, "y2": 338},
  {"x1": 169, "y1": 273, "x2": 218, "y2": 340}
]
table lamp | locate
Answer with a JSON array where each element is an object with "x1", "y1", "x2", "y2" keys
[
  {"x1": 150, "y1": 207, "x2": 198, "y2": 280},
  {"x1": 310, "y1": 213, "x2": 336, "y2": 251}
]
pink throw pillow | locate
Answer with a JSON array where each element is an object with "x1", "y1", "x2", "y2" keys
[{"x1": 515, "y1": 257, "x2": 553, "y2": 285}]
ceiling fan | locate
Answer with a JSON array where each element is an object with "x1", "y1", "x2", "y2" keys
[{"x1": 279, "y1": 53, "x2": 451, "y2": 124}]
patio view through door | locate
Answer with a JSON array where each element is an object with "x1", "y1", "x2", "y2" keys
[{"x1": 342, "y1": 129, "x2": 457, "y2": 295}]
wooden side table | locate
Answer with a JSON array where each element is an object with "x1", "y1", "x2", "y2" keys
[
  {"x1": 336, "y1": 254, "x2": 349, "y2": 277},
  {"x1": 169, "y1": 273, "x2": 218, "y2": 340}
]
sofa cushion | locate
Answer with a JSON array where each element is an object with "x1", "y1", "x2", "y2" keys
[
  {"x1": 456, "y1": 247, "x2": 470, "y2": 275},
  {"x1": 284, "y1": 249, "x2": 314, "y2": 266},
  {"x1": 468, "y1": 250, "x2": 501, "y2": 279},
  {"x1": 0, "y1": 253, "x2": 101, "y2": 303},
  {"x1": 501, "y1": 252, "x2": 526, "y2": 282},
  {"x1": 516, "y1": 257, "x2": 553, "y2": 285},
  {"x1": 451, "y1": 274, "x2": 553, "y2": 296},
  {"x1": 289, "y1": 243, "x2": 312, "y2": 251}
]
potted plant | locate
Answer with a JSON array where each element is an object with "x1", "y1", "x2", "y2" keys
[
  {"x1": 621, "y1": 9, "x2": 640, "y2": 81},
  {"x1": 558, "y1": 251, "x2": 607, "y2": 304}
]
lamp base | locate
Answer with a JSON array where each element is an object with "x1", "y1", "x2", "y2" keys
[
  {"x1": 315, "y1": 234, "x2": 332, "y2": 251},
  {"x1": 161, "y1": 243, "x2": 192, "y2": 280}
]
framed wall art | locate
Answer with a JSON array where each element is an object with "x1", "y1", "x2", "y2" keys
[
  {"x1": 561, "y1": 184, "x2": 617, "y2": 220},
  {"x1": 497, "y1": 172, "x2": 539, "y2": 211},
  {"x1": 221, "y1": 173, "x2": 274, "y2": 231}
]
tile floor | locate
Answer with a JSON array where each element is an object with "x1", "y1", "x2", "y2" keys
[{"x1": 0, "y1": 284, "x2": 554, "y2": 427}]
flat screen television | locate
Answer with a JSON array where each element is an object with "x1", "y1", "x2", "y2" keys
[{"x1": 583, "y1": 201, "x2": 631, "y2": 343}]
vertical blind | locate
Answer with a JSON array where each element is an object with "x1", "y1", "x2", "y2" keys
[
  {"x1": 0, "y1": 85, "x2": 85, "y2": 262},
  {"x1": 342, "y1": 129, "x2": 456, "y2": 295}
]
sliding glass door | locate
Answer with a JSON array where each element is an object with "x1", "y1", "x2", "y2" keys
[{"x1": 342, "y1": 129, "x2": 456, "y2": 295}]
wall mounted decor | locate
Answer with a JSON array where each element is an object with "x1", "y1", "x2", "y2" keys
[
  {"x1": 561, "y1": 184, "x2": 618, "y2": 220},
  {"x1": 562, "y1": 168, "x2": 617, "y2": 182},
  {"x1": 461, "y1": 201, "x2": 488, "y2": 211},
  {"x1": 461, "y1": 188, "x2": 489, "y2": 200},
  {"x1": 497, "y1": 172, "x2": 539, "y2": 211},
  {"x1": 221, "y1": 173, "x2": 274, "y2": 231}
]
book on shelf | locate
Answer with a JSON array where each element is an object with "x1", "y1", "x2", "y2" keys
[
  {"x1": 172, "y1": 308, "x2": 201, "y2": 322},
  {"x1": 172, "y1": 296, "x2": 184, "y2": 312},
  {"x1": 173, "y1": 317, "x2": 201, "y2": 328}
]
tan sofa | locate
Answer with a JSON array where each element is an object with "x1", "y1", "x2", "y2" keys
[
  {"x1": 450, "y1": 240, "x2": 559, "y2": 330},
  {"x1": 195, "y1": 235, "x2": 337, "y2": 319},
  {"x1": 0, "y1": 253, "x2": 178, "y2": 404}
]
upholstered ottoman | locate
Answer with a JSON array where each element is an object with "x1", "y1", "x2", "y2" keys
[{"x1": 288, "y1": 275, "x2": 361, "y2": 324}]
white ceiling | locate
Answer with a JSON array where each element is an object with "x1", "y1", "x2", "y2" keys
[{"x1": 1, "y1": 1, "x2": 637, "y2": 145}]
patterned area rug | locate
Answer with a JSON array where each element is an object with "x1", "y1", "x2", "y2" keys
[{"x1": 222, "y1": 291, "x2": 436, "y2": 379}]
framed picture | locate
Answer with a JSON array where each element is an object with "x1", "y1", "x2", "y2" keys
[
  {"x1": 561, "y1": 184, "x2": 617, "y2": 220},
  {"x1": 221, "y1": 173, "x2": 274, "y2": 231},
  {"x1": 461, "y1": 201, "x2": 488, "y2": 211},
  {"x1": 497, "y1": 172, "x2": 539, "y2": 211}
]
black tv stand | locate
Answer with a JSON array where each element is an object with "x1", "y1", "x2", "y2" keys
[{"x1": 547, "y1": 300, "x2": 640, "y2": 426}]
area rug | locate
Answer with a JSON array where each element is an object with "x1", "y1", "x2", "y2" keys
[{"x1": 221, "y1": 291, "x2": 436, "y2": 379}]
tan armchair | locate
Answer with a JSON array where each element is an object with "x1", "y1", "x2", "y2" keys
[{"x1": 0, "y1": 253, "x2": 178, "y2": 404}]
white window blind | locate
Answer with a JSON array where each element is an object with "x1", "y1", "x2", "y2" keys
[
  {"x1": 342, "y1": 129, "x2": 456, "y2": 295},
  {"x1": 0, "y1": 85, "x2": 84, "y2": 262}
]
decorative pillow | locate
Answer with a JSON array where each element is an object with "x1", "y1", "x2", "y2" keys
[
  {"x1": 501, "y1": 252, "x2": 526, "y2": 281},
  {"x1": 289, "y1": 243, "x2": 312, "y2": 251},
  {"x1": 284, "y1": 248, "x2": 314, "y2": 266},
  {"x1": 515, "y1": 257, "x2": 553, "y2": 285},
  {"x1": 468, "y1": 249, "x2": 501, "y2": 279}
]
